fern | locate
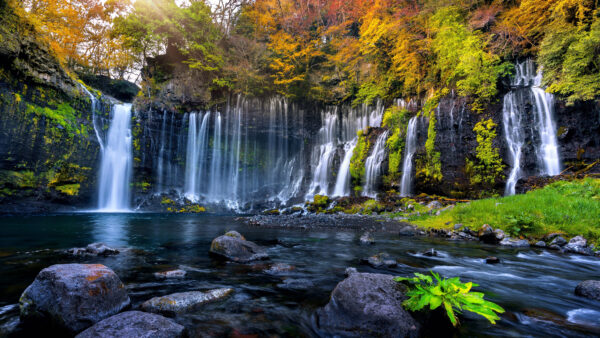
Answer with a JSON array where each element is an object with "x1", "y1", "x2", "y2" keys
[{"x1": 394, "y1": 271, "x2": 504, "y2": 327}]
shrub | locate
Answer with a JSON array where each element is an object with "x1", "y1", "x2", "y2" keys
[{"x1": 395, "y1": 271, "x2": 504, "y2": 327}]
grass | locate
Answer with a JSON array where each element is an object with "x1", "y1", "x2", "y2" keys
[{"x1": 410, "y1": 178, "x2": 600, "y2": 243}]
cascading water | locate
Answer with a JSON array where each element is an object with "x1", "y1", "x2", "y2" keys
[
  {"x1": 306, "y1": 102, "x2": 385, "y2": 198},
  {"x1": 97, "y1": 103, "x2": 133, "y2": 211},
  {"x1": 181, "y1": 96, "x2": 304, "y2": 209},
  {"x1": 503, "y1": 92, "x2": 525, "y2": 195},
  {"x1": 363, "y1": 130, "x2": 389, "y2": 197},
  {"x1": 503, "y1": 60, "x2": 561, "y2": 195},
  {"x1": 79, "y1": 84, "x2": 104, "y2": 151},
  {"x1": 400, "y1": 116, "x2": 419, "y2": 197},
  {"x1": 332, "y1": 139, "x2": 357, "y2": 197}
]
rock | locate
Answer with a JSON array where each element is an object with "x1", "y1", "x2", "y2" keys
[
  {"x1": 19, "y1": 264, "x2": 130, "y2": 333},
  {"x1": 264, "y1": 263, "x2": 295, "y2": 275},
  {"x1": 550, "y1": 236, "x2": 568, "y2": 247},
  {"x1": 75, "y1": 311, "x2": 184, "y2": 338},
  {"x1": 359, "y1": 232, "x2": 374, "y2": 245},
  {"x1": 453, "y1": 223, "x2": 463, "y2": 230},
  {"x1": 344, "y1": 267, "x2": 358, "y2": 277},
  {"x1": 544, "y1": 233, "x2": 562, "y2": 241},
  {"x1": 68, "y1": 243, "x2": 119, "y2": 256},
  {"x1": 478, "y1": 225, "x2": 502, "y2": 244},
  {"x1": 141, "y1": 289, "x2": 233, "y2": 315},
  {"x1": 426, "y1": 201, "x2": 442, "y2": 210},
  {"x1": 485, "y1": 256, "x2": 500, "y2": 264},
  {"x1": 421, "y1": 248, "x2": 438, "y2": 257},
  {"x1": 575, "y1": 281, "x2": 600, "y2": 301},
  {"x1": 499, "y1": 238, "x2": 530, "y2": 248},
  {"x1": 549, "y1": 244, "x2": 562, "y2": 250},
  {"x1": 455, "y1": 231, "x2": 477, "y2": 241},
  {"x1": 564, "y1": 236, "x2": 593, "y2": 255},
  {"x1": 209, "y1": 231, "x2": 268, "y2": 263},
  {"x1": 360, "y1": 253, "x2": 397, "y2": 268},
  {"x1": 399, "y1": 226, "x2": 418, "y2": 237},
  {"x1": 154, "y1": 269, "x2": 186, "y2": 279},
  {"x1": 316, "y1": 272, "x2": 419, "y2": 337},
  {"x1": 462, "y1": 227, "x2": 478, "y2": 237},
  {"x1": 276, "y1": 278, "x2": 314, "y2": 291}
]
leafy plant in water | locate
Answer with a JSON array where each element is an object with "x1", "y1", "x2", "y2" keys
[{"x1": 394, "y1": 271, "x2": 504, "y2": 327}]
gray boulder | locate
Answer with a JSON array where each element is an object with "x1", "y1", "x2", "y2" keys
[
  {"x1": 75, "y1": 311, "x2": 184, "y2": 338},
  {"x1": 499, "y1": 238, "x2": 530, "y2": 248},
  {"x1": 575, "y1": 280, "x2": 600, "y2": 301},
  {"x1": 316, "y1": 272, "x2": 419, "y2": 337},
  {"x1": 68, "y1": 243, "x2": 119, "y2": 256},
  {"x1": 141, "y1": 289, "x2": 233, "y2": 315},
  {"x1": 19, "y1": 264, "x2": 130, "y2": 333},
  {"x1": 360, "y1": 253, "x2": 397, "y2": 268},
  {"x1": 564, "y1": 236, "x2": 593, "y2": 255},
  {"x1": 534, "y1": 241, "x2": 546, "y2": 248},
  {"x1": 478, "y1": 225, "x2": 504, "y2": 244},
  {"x1": 209, "y1": 231, "x2": 268, "y2": 262},
  {"x1": 550, "y1": 236, "x2": 568, "y2": 247},
  {"x1": 359, "y1": 232, "x2": 374, "y2": 245}
]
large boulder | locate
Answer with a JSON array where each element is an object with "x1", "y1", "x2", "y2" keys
[
  {"x1": 141, "y1": 289, "x2": 233, "y2": 315},
  {"x1": 75, "y1": 311, "x2": 184, "y2": 338},
  {"x1": 209, "y1": 231, "x2": 268, "y2": 262},
  {"x1": 19, "y1": 264, "x2": 130, "y2": 333},
  {"x1": 575, "y1": 280, "x2": 600, "y2": 301},
  {"x1": 564, "y1": 236, "x2": 593, "y2": 255},
  {"x1": 316, "y1": 272, "x2": 419, "y2": 337}
]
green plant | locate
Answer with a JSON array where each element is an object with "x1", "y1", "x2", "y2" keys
[
  {"x1": 394, "y1": 271, "x2": 504, "y2": 327},
  {"x1": 504, "y1": 213, "x2": 537, "y2": 237}
]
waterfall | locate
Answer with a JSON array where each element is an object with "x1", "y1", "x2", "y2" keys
[
  {"x1": 503, "y1": 60, "x2": 561, "y2": 195},
  {"x1": 79, "y1": 84, "x2": 104, "y2": 152},
  {"x1": 363, "y1": 130, "x2": 389, "y2": 197},
  {"x1": 400, "y1": 116, "x2": 419, "y2": 197},
  {"x1": 184, "y1": 112, "x2": 210, "y2": 201},
  {"x1": 503, "y1": 93, "x2": 524, "y2": 195},
  {"x1": 97, "y1": 103, "x2": 133, "y2": 211},
  {"x1": 332, "y1": 139, "x2": 357, "y2": 197},
  {"x1": 157, "y1": 111, "x2": 167, "y2": 192},
  {"x1": 306, "y1": 101, "x2": 385, "y2": 199},
  {"x1": 532, "y1": 73, "x2": 561, "y2": 176}
]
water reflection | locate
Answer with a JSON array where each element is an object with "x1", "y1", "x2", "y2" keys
[{"x1": 91, "y1": 214, "x2": 129, "y2": 247}]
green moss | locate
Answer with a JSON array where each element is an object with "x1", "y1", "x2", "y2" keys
[
  {"x1": 416, "y1": 95, "x2": 443, "y2": 183},
  {"x1": 350, "y1": 130, "x2": 370, "y2": 189},
  {"x1": 382, "y1": 106, "x2": 410, "y2": 179},
  {"x1": 467, "y1": 118, "x2": 504, "y2": 187},
  {"x1": 161, "y1": 197, "x2": 175, "y2": 205},
  {"x1": 0, "y1": 170, "x2": 38, "y2": 189},
  {"x1": 25, "y1": 102, "x2": 82, "y2": 136},
  {"x1": 54, "y1": 184, "x2": 80, "y2": 196}
]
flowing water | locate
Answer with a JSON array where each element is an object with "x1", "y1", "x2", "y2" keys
[
  {"x1": 503, "y1": 60, "x2": 561, "y2": 195},
  {"x1": 400, "y1": 116, "x2": 420, "y2": 197},
  {"x1": 1, "y1": 214, "x2": 599, "y2": 337},
  {"x1": 363, "y1": 130, "x2": 389, "y2": 197},
  {"x1": 97, "y1": 104, "x2": 133, "y2": 211},
  {"x1": 332, "y1": 140, "x2": 356, "y2": 197}
]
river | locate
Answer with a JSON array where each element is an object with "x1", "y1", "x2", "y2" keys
[{"x1": 1, "y1": 214, "x2": 599, "y2": 337}]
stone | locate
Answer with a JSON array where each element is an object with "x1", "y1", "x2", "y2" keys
[
  {"x1": 68, "y1": 243, "x2": 119, "y2": 256},
  {"x1": 564, "y1": 236, "x2": 593, "y2": 255},
  {"x1": 264, "y1": 263, "x2": 295, "y2": 275},
  {"x1": 276, "y1": 278, "x2": 314, "y2": 291},
  {"x1": 499, "y1": 238, "x2": 530, "y2": 248},
  {"x1": 575, "y1": 281, "x2": 600, "y2": 301},
  {"x1": 209, "y1": 231, "x2": 268, "y2": 263},
  {"x1": 19, "y1": 264, "x2": 130, "y2": 334},
  {"x1": 75, "y1": 311, "x2": 184, "y2": 338},
  {"x1": 485, "y1": 256, "x2": 500, "y2": 264},
  {"x1": 141, "y1": 289, "x2": 233, "y2": 315},
  {"x1": 360, "y1": 253, "x2": 397, "y2": 268},
  {"x1": 421, "y1": 248, "x2": 438, "y2": 257},
  {"x1": 399, "y1": 226, "x2": 418, "y2": 237},
  {"x1": 494, "y1": 229, "x2": 506, "y2": 242},
  {"x1": 478, "y1": 224, "x2": 502, "y2": 244},
  {"x1": 453, "y1": 223, "x2": 463, "y2": 230},
  {"x1": 550, "y1": 236, "x2": 568, "y2": 247},
  {"x1": 316, "y1": 272, "x2": 419, "y2": 337},
  {"x1": 344, "y1": 267, "x2": 358, "y2": 277},
  {"x1": 359, "y1": 232, "x2": 374, "y2": 245},
  {"x1": 534, "y1": 241, "x2": 546, "y2": 248},
  {"x1": 154, "y1": 269, "x2": 186, "y2": 279},
  {"x1": 426, "y1": 201, "x2": 443, "y2": 209}
]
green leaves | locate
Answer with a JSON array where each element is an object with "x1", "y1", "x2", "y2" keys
[{"x1": 395, "y1": 271, "x2": 505, "y2": 327}]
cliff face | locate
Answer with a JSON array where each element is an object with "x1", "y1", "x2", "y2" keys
[{"x1": 0, "y1": 3, "x2": 104, "y2": 212}]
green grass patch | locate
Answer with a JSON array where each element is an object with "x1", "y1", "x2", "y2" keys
[{"x1": 411, "y1": 179, "x2": 600, "y2": 242}]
